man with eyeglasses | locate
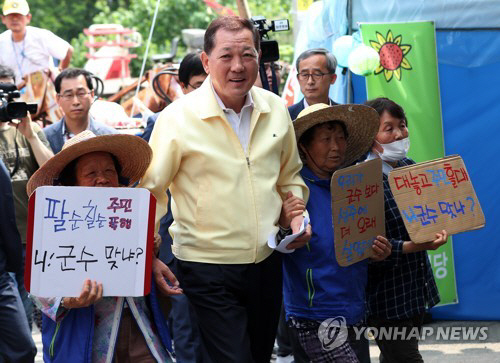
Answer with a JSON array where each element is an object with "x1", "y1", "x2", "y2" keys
[
  {"x1": 0, "y1": 64, "x2": 53, "y2": 331},
  {"x1": 288, "y1": 48, "x2": 338, "y2": 120},
  {"x1": 44, "y1": 68, "x2": 117, "y2": 154}
]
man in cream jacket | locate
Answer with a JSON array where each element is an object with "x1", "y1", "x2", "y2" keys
[{"x1": 140, "y1": 16, "x2": 311, "y2": 363}]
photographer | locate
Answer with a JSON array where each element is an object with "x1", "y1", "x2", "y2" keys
[{"x1": 0, "y1": 64, "x2": 53, "y2": 328}]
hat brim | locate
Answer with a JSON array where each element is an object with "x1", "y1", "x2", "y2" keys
[
  {"x1": 3, "y1": 8, "x2": 29, "y2": 15},
  {"x1": 27, "y1": 134, "x2": 152, "y2": 195},
  {"x1": 294, "y1": 104, "x2": 380, "y2": 167}
]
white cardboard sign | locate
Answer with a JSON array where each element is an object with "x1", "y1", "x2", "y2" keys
[{"x1": 25, "y1": 186, "x2": 156, "y2": 297}]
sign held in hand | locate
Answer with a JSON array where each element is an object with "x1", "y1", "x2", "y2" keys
[
  {"x1": 25, "y1": 186, "x2": 156, "y2": 297},
  {"x1": 388, "y1": 155, "x2": 485, "y2": 243},
  {"x1": 331, "y1": 158, "x2": 385, "y2": 266}
]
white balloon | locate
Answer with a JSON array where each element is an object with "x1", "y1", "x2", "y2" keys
[
  {"x1": 348, "y1": 45, "x2": 380, "y2": 76},
  {"x1": 333, "y1": 35, "x2": 354, "y2": 68}
]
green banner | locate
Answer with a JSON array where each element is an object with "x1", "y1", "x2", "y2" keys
[{"x1": 360, "y1": 21, "x2": 458, "y2": 305}]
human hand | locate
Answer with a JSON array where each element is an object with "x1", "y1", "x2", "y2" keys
[
  {"x1": 420, "y1": 229, "x2": 448, "y2": 251},
  {"x1": 279, "y1": 191, "x2": 305, "y2": 229},
  {"x1": 153, "y1": 233, "x2": 162, "y2": 255},
  {"x1": 152, "y1": 256, "x2": 183, "y2": 295},
  {"x1": 62, "y1": 279, "x2": 103, "y2": 309},
  {"x1": 286, "y1": 216, "x2": 312, "y2": 250},
  {"x1": 10, "y1": 112, "x2": 35, "y2": 140},
  {"x1": 403, "y1": 230, "x2": 448, "y2": 253},
  {"x1": 369, "y1": 235, "x2": 392, "y2": 261}
]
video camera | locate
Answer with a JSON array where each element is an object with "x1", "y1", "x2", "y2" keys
[
  {"x1": 251, "y1": 16, "x2": 289, "y2": 95},
  {"x1": 0, "y1": 83, "x2": 38, "y2": 122},
  {"x1": 251, "y1": 16, "x2": 289, "y2": 63}
]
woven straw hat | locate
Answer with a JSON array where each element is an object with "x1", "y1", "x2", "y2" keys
[
  {"x1": 27, "y1": 130, "x2": 152, "y2": 195},
  {"x1": 294, "y1": 103, "x2": 380, "y2": 167}
]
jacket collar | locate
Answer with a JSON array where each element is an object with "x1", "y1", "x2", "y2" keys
[
  {"x1": 61, "y1": 115, "x2": 94, "y2": 135},
  {"x1": 197, "y1": 75, "x2": 271, "y2": 120}
]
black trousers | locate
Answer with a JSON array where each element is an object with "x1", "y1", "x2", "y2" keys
[
  {"x1": 369, "y1": 313, "x2": 425, "y2": 363},
  {"x1": 177, "y1": 252, "x2": 283, "y2": 363},
  {"x1": 0, "y1": 271, "x2": 37, "y2": 363}
]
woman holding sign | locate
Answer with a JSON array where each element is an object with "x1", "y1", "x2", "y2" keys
[
  {"x1": 280, "y1": 103, "x2": 392, "y2": 363},
  {"x1": 364, "y1": 97, "x2": 448, "y2": 363},
  {"x1": 27, "y1": 131, "x2": 178, "y2": 362}
]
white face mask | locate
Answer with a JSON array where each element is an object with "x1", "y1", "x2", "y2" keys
[{"x1": 378, "y1": 138, "x2": 410, "y2": 162}]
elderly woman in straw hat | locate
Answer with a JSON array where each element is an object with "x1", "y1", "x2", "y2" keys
[
  {"x1": 279, "y1": 103, "x2": 392, "y2": 363},
  {"x1": 27, "y1": 131, "x2": 179, "y2": 363}
]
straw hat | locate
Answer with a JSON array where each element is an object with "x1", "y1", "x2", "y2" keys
[
  {"x1": 27, "y1": 130, "x2": 152, "y2": 195},
  {"x1": 294, "y1": 103, "x2": 380, "y2": 167}
]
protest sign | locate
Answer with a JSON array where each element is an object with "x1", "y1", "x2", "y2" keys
[
  {"x1": 331, "y1": 158, "x2": 385, "y2": 266},
  {"x1": 388, "y1": 155, "x2": 485, "y2": 243},
  {"x1": 25, "y1": 186, "x2": 156, "y2": 297}
]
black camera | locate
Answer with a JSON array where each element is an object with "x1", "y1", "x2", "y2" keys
[
  {"x1": 251, "y1": 16, "x2": 289, "y2": 63},
  {"x1": 0, "y1": 83, "x2": 38, "y2": 122}
]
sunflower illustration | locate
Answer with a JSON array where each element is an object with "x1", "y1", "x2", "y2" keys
[{"x1": 369, "y1": 30, "x2": 412, "y2": 82}]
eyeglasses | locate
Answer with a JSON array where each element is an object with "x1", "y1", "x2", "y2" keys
[
  {"x1": 264, "y1": 63, "x2": 283, "y2": 72},
  {"x1": 59, "y1": 91, "x2": 92, "y2": 101},
  {"x1": 187, "y1": 82, "x2": 202, "y2": 90},
  {"x1": 297, "y1": 71, "x2": 332, "y2": 81}
]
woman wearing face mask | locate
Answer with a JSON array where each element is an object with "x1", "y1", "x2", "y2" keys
[{"x1": 363, "y1": 98, "x2": 448, "y2": 363}]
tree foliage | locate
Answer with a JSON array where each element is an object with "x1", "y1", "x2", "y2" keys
[{"x1": 2, "y1": 0, "x2": 295, "y2": 75}]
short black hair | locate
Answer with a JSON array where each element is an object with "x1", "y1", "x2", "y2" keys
[
  {"x1": 58, "y1": 153, "x2": 123, "y2": 186},
  {"x1": 299, "y1": 120, "x2": 348, "y2": 149},
  {"x1": 364, "y1": 97, "x2": 408, "y2": 125},
  {"x1": 178, "y1": 52, "x2": 206, "y2": 86},
  {"x1": 54, "y1": 68, "x2": 93, "y2": 94},
  {"x1": 204, "y1": 16, "x2": 260, "y2": 55},
  {"x1": 0, "y1": 65, "x2": 16, "y2": 83}
]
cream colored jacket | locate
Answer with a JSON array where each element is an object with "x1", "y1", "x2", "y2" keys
[{"x1": 139, "y1": 77, "x2": 308, "y2": 264}]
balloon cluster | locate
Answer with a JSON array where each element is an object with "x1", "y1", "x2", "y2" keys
[{"x1": 332, "y1": 35, "x2": 380, "y2": 76}]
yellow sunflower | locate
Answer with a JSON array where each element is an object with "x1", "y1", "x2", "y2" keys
[{"x1": 369, "y1": 30, "x2": 412, "y2": 82}]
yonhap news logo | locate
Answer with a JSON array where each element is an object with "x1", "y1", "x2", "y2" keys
[
  {"x1": 351, "y1": 325, "x2": 489, "y2": 341},
  {"x1": 317, "y1": 317, "x2": 489, "y2": 351},
  {"x1": 317, "y1": 316, "x2": 349, "y2": 351}
]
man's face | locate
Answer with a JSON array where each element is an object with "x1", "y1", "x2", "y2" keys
[
  {"x1": 264, "y1": 62, "x2": 282, "y2": 90},
  {"x1": 181, "y1": 73, "x2": 207, "y2": 94},
  {"x1": 297, "y1": 54, "x2": 337, "y2": 104},
  {"x1": 1, "y1": 13, "x2": 31, "y2": 33},
  {"x1": 56, "y1": 75, "x2": 94, "y2": 122},
  {"x1": 201, "y1": 28, "x2": 259, "y2": 110}
]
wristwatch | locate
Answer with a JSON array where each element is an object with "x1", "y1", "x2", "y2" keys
[{"x1": 60, "y1": 297, "x2": 71, "y2": 310}]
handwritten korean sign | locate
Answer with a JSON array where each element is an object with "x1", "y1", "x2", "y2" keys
[
  {"x1": 25, "y1": 186, "x2": 156, "y2": 297},
  {"x1": 388, "y1": 155, "x2": 485, "y2": 243},
  {"x1": 331, "y1": 158, "x2": 385, "y2": 266}
]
